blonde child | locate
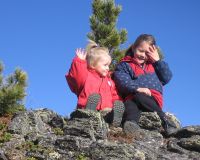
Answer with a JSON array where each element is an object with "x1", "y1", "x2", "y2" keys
[{"x1": 66, "y1": 40, "x2": 124, "y2": 127}]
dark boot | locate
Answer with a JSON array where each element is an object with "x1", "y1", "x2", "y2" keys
[
  {"x1": 112, "y1": 100, "x2": 125, "y2": 127},
  {"x1": 85, "y1": 93, "x2": 101, "y2": 111},
  {"x1": 162, "y1": 116, "x2": 177, "y2": 136},
  {"x1": 123, "y1": 120, "x2": 140, "y2": 135}
]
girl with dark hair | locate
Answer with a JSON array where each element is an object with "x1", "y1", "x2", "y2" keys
[{"x1": 114, "y1": 34, "x2": 176, "y2": 135}]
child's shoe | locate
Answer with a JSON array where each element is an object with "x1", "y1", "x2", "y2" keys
[
  {"x1": 112, "y1": 100, "x2": 125, "y2": 127},
  {"x1": 162, "y1": 116, "x2": 178, "y2": 136},
  {"x1": 85, "y1": 93, "x2": 101, "y2": 111},
  {"x1": 123, "y1": 120, "x2": 140, "y2": 135}
]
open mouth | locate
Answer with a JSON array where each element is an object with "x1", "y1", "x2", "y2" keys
[{"x1": 137, "y1": 56, "x2": 146, "y2": 60}]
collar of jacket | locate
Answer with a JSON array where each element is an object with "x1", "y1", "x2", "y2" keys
[{"x1": 121, "y1": 56, "x2": 151, "y2": 67}]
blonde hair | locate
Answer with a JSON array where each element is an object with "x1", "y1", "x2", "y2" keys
[{"x1": 86, "y1": 40, "x2": 111, "y2": 67}]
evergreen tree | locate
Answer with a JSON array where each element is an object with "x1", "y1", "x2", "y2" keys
[
  {"x1": 0, "y1": 62, "x2": 27, "y2": 115},
  {"x1": 87, "y1": 0, "x2": 127, "y2": 66}
]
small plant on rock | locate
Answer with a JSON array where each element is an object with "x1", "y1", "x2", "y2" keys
[
  {"x1": 53, "y1": 127, "x2": 64, "y2": 135},
  {"x1": 0, "y1": 132, "x2": 12, "y2": 143}
]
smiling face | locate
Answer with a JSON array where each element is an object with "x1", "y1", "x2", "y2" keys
[
  {"x1": 93, "y1": 55, "x2": 111, "y2": 77},
  {"x1": 132, "y1": 41, "x2": 151, "y2": 65}
]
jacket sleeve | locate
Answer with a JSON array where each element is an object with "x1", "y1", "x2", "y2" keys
[
  {"x1": 153, "y1": 60, "x2": 173, "y2": 85},
  {"x1": 113, "y1": 62, "x2": 140, "y2": 95},
  {"x1": 65, "y1": 56, "x2": 88, "y2": 95}
]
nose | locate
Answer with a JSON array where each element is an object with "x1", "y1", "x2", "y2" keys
[{"x1": 141, "y1": 52, "x2": 147, "y2": 58}]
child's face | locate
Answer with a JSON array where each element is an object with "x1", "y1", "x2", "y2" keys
[
  {"x1": 133, "y1": 41, "x2": 150, "y2": 65},
  {"x1": 93, "y1": 56, "x2": 111, "y2": 77}
]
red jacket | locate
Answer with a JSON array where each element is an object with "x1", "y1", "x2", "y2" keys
[{"x1": 66, "y1": 56, "x2": 121, "y2": 110}]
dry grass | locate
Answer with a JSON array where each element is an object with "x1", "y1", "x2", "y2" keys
[
  {"x1": 0, "y1": 114, "x2": 12, "y2": 136},
  {"x1": 107, "y1": 127, "x2": 136, "y2": 144}
]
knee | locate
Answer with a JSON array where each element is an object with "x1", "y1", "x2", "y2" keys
[
  {"x1": 134, "y1": 93, "x2": 150, "y2": 103},
  {"x1": 124, "y1": 100, "x2": 138, "y2": 112}
]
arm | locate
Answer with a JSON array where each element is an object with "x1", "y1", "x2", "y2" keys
[
  {"x1": 113, "y1": 62, "x2": 141, "y2": 96},
  {"x1": 65, "y1": 49, "x2": 88, "y2": 95},
  {"x1": 146, "y1": 45, "x2": 172, "y2": 85},
  {"x1": 153, "y1": 60, "x2": 172, "y2": 85}
]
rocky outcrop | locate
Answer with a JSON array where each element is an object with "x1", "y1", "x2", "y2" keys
[{"x1": 0, "y1": 108, "x2": 200, "y2": 160}]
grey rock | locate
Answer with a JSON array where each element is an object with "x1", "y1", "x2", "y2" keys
[
  {"x1": 178, "y1": 135, "x2": 200, "y2": 152},
  {"x1": 165, "y1": 112, "x2": 181, "y2": 129},
  {"x1": 172, "y1": 125, "x2": 200, "y2": 138},
  {"x1": 64, "y1": 109, "x2": 108, "y2": 141},
  {"x1": 133, "y1": 130, "x2": 164, "y2": 159},
  {"x1": 139, "y1": 112, "x2": 181, "y2": 132},
  {"x1": 167, "y1": 138, "x2": 187, "y2": 154},
  {"x1": 1, "y1": 109, "x2": 200, "y2": 160},
  {"x1": 49, "y1": 115, "x2": 66, "y2": 128},
  {"x1": 56, "y1": 135, "x2": 92, "y2": 151},
  {"x1": 0, "y1": 150, "x2": 8, "y2": 160},
  {"x1": 88, "y1": 140, "x2": 145, "y2": 160},
  {"x1": 139, "y1": 112, "x2": 162, "y2": 131},
  {"x1": 8, "y1": 109, "x2": 56, "y2": 136}
]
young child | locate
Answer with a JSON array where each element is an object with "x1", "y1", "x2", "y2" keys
[
  {"x1": 114, "y1": 34, "x2": 176, "y2": 135},
  {"x1": 66, "y1": 40, "x2": 124, "y2": 127}
]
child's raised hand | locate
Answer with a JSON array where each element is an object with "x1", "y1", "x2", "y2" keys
[
  {"x1": 76, "y1": 48, "x2": 87, "y2": 60},
  {"x1": 146, "y1": 45, "x2": 160, "y2": 63},
  {"x1": 136, "y1": 88, "x2": 151, "y2": 96}
]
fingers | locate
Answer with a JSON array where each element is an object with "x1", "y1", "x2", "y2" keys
[
  {"x1": 148, "y1": 45, "x2": 158, "y2": 53},
  {"x1": 152, "y1": 45, "x2": 156, "y2": 50},
  {"x1": 144, "y1": 88, "x2": 151, "y2": 96},
  {"x1": 142, "y1": 91, "x2": 151, "y2": 96},
  {"x1": 76, "y1": 48, "x2": 85, "y2": 53},
  {"x1": 147, "y1": 45, "x2": 160, "y2": 62},
  {"x1": 76, "y1": 48, "x2": 87, "y2": 60},
  {"x1": 76, "y1": 48, "x2": 86, "y2": 55},
  {"x1": 148, "y1": 46, "x2": 153, "y2": 53},
  {"x1": 136, "y1": 88, "x2": 151, "y2": 96},
  {"x1": 148, "y1": 45, "x2": 155, "y2": 54},
  {"x1": 146, "y1": 90, "x2": 151, "y2": 96}
]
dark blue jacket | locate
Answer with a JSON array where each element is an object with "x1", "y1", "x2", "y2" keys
[{"x1": 113, "y1": 57, "x2": 172, "y2": 104}]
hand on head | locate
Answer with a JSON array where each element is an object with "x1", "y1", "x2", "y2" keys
[
  {"x1": 76, "y1": 48, "x2": 87, "y2": 60},
  {"x1": 146, "y1": 45, "x2": 160, "y2": 63}
]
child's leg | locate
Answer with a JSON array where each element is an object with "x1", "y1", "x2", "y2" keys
[
  {"x1": 134, "y1": 93, "x2": 165, "y2": 119},
  {"x1": 85, "y1": 93, "x2": 101, "y2": 111},
  {"x1": 124, "y1": 99, "x2": 141, "y2": 123},
  {"x1": 102, "y1": 101, "x2": 125, "y2": 127},
  {"x1": 134, "y1": 93, "x2": 177, "y2": 135},
  {"x1": 112, "y1": 100, "x2": 125, "y2": 127},
  {"x1": 123, "y1": 99, "x2": 141, "y2": 134}
]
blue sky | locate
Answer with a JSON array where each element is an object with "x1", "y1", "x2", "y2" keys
[{"x1": 1, "y1": 0, "x2": 200, "y2": 126}]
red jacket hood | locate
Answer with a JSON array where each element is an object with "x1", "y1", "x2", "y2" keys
[
  {"x1": 120, "y1": 56, "x2": 152, "y2": 65},
  {"x1": 121, "y1": 56, "x2": 134, "y2": 62}
]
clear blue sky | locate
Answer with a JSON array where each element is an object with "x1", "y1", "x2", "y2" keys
[{"x1": 1, "y1": 0, "x2": 200, "y2": 127}]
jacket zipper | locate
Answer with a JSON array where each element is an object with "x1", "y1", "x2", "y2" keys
[{"x1": 98, "y1": 78, "x2": 104, "y2": 109}]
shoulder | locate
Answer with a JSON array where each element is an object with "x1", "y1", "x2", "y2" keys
[{"x1": 116, "y1": 61, "x2": 130, "y2": 70}]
